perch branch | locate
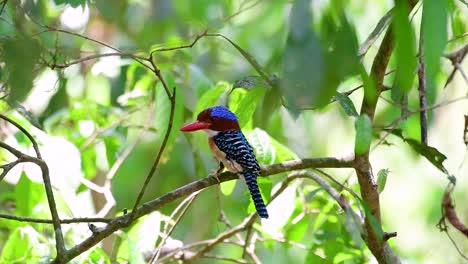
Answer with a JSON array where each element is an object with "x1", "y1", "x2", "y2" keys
[{"x1": 50, "y1": 156, "x2": 353, "y2": 263}]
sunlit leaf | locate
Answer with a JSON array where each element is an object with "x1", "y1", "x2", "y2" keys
[
  {"x1": 305, "y1": 251, "x2": 326, "y2": 262},
  {"x1": 15, "y1": 173, "x2": 45, "y2": 217},
  {"x1": 117, "y1": 212, "x2": 161, "y2": 263},
  {"x1": 358, "y1": 9, "x2": 392, "y2": 56},
  {"x1": 286, "y1": 216, "x2": 308, "y2": 242},
  {"x1": 85, "y1": 247, "x2": 111, "y2": 264},
  {"x1": 0, "y1": 226, "x2": 47, "y2": 263},
  {"x1": 354, "y1": 114, "x2": 372, "y2": 155},
  {"x1": 229, "y1": 88, "x2": 266, "y2": 129},
  {"x1": 220, "y1": 180, "x2": 236, "y2": 196},
  {"x1": 194, "y1": 82, "x2": 228, "y2": 119},
  {"x1": 247, "y1": 128, "x2": 276, "y2": 165},
  {"x1": 377, "y1": 168, "x2": 389, "y2": 193}
]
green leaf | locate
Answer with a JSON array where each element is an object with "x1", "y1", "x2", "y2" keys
[
  {"x1": 392, "y1": 0, "x2": 417, "y2": 97},
  {"x1": 450, "y1": 7, "x2": 467, "y2": 39},
  {"x1": 103, "y1": 135, "x2": 121, "y2": 166},
  {"x1": 422, "y1": 0, "x2": 448, "y2": 102},
  {"x1": 82, "y1": 147, "x2": 97, "y2": 179},
  {"x1": 391, "y1": 130, "x2": 448, "y2": 173},
  {"x1": 117, "y1": 212, "x2": 161, "y2": 263},
  {"x1": 15, "y1": 173, "x2": 45, "y2": 217},
  {"x1": 281, "y1": 0, "x2": 324, "y2": 111},
  {"x1": 53, "y1": 0, "x2": 86, "y2": 7},
  {"x1": 377, "y1": 169, "x2": 389, "y2": 193},
  {"x1": 354, "y1": 114, "x2": 372, "y2": 155},
  {"x1": 305, "y1": 250, "x2": 326, "y2": 263},
  {"x1": 286, "y1": 216, "x2": 309, "y2": 242},
  {"x1": 362, "y1": 203, "x2": 384, "y2": 240},
  {"x1": 270, "y1": 136, "x2": 299, "y2": 162},
  {"x1": 229, "y1": 88, "x2": 266, "y2": 129},
  {"x1": 358, "y1": 9, "x2": 392, "y2": 56},
  {"x1": 2, "y1": 35, "x2": 43, "y2": 103},
  {"x1": 0, "y1": 226, "x2": 47, "y2": 263},
  {"x1": 85, "y1": 247, "x2": 111, "y2": 264},
  {"x1": 246, "y1": 128, "x2": 276, "y2": 165},
  {"x1": 220, "y1": 180, "x2": 236, "y2": 196},
  {"x1": 334, "y1": 93, "x2": 358, "y2": 117},
  {"x1": 194, "y1": 82, "x2": 228, "y2": 119}
]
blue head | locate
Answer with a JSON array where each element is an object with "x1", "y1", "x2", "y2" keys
[
  {"x1": 180, "y1": 105, "x2": 240, "y2": 132},
  {"x1": 207, "y1": 106, "x2": 238, "y2": 122}
]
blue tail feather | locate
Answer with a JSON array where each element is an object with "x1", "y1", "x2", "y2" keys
[{"x1": 243, "y1": 171, "x2": 269, "y2": 219}]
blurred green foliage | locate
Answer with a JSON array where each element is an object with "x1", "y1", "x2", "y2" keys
[{"x1": 0, "y1": 0, "x2": 467, "y2": 263}]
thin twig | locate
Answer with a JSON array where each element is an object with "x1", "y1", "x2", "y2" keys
[
  {"x1": 0, "y1": 114, "x2": 66, "y2": 262},
  {"x1": 0, "y1": 213, "x2": 112, "y2": 224},
  {"x1": 130, "y1": 86, "x2": 176, "y2": 219},
  {"x1": 418, "y1": 60, "x2": 428, "y2": 145},
  {"x1": 150, "y1": 190, "x2": 202, "y2": 263},
  {"x1": 373, "y1": 95, "x2": 468, "y2": 150}
]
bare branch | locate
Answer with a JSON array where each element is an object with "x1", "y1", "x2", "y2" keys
[
  {"x1": 0, "y1": 213, "x2": 112, "y2": 224},
  {"x1": 0, "y1": 114, "x2": 66, "y2": 262}
]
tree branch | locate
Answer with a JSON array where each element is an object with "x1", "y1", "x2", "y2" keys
[
  {"x1": 355, "y1": 1, "x2": 417, "y2": 263},
  {"x1": 49, "y1": 156, "x2": 353, "y2": 263}
]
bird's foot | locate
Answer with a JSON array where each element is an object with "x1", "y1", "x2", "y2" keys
[
  {"x1": 209, "y1": 162, "x2": 224, "y2": 183},
  {"x1": 209, "y1": 170, "x2": 221, "y2": 183}
]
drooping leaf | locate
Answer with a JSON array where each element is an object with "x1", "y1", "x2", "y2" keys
[
  {"x1": 358, "y1": 9, "x2": 393, "y2": 56},
  {"x1": 422, "y1": 0, "x2": 448, "y2": 103},
  {"x1": 281, "y1": 0, "x2": 324, "y2": 112},
  {"x1": 354, "y1": 114, "x2": 372, "y2": 155},
  {"x1": 2, "y1": 35, "x2": 43, "y2": 103},
  {"x1": 392, "y1": 0, "x2": 417, "y2": 98},
  {"x1": 377, "y1": 169, "x2": 389, "y2": 193},
  {"x1": 335, "y1": 92, "x2": 358, "y2": 117},
  {"x1": 390, "y1": 130, "x2": 448, "y2": 173}
]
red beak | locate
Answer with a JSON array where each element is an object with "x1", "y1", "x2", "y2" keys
[{"x1": 180, "y1": 121, "x2": 211, "y2": 132}]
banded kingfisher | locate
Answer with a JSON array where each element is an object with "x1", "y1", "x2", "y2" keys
[{"x1": 180, "y1": 106, "x2": 269, "y2": 219}]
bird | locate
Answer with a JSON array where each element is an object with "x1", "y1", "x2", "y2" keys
[{"x1": 180, "y1": 106, "x2": 269, "y2": 219}]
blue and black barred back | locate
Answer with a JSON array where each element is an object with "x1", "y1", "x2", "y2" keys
[{"x1": 213, "y1": 130, "x2": 269, "y2": 219}]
